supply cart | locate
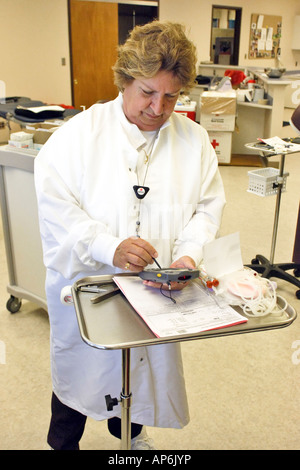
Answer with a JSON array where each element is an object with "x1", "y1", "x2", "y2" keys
[{"x1": 0, "y1": 146, "x2": 47, "y2": 312}]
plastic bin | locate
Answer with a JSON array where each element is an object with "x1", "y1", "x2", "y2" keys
[
  {"x1": 174, "y1": 101, "x2": 196, "y2": 121},
  {"x1": 247, "y1": 167, "x2": 289, "y2": 197}
]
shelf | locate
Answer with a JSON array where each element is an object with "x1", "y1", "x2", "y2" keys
[{"x1": 237, "y1": 101, "x2": 272, "y2": 110}]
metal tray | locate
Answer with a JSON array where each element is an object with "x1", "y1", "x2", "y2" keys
[{"x1": 72, "y1": 274, "x2": 297, "y2": 350}]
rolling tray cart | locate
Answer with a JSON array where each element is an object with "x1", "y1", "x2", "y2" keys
[
  {"x1": 245, "y1": 141, "x2": 300, "y2": 298},
  {"x1": 70, "y1": 273, "x2": 297, "y2": 450}
]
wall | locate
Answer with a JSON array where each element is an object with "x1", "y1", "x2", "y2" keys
[
  {"x1": 159, "y1": 0, "x2": 300, "y2": 71},
  {"x1": 0, "y1": 0, "x2": 71, "y2": 105},
  {"x1": 1, "y1": 0, "x2": 300, "y2": 105}
]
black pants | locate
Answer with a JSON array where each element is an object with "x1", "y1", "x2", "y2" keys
[{"x1": 47, "y1": 393, "x2": 143, "y2": 450}]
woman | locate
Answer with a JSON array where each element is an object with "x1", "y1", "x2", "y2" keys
[{"x1": 34, "y1": 20, "x2": 226, "y2": 450}]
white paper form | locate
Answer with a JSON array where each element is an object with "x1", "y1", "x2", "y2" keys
[
  {"x1": 114, "y1": 276, "x2": 247, "y2": 338},
  {"x1": 258, "y1": 136, "x2": 300, "y2": 153}
]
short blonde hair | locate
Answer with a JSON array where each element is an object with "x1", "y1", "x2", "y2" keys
[{"x1": 113, "y1": 21, "x2": 197, "y2": 92}]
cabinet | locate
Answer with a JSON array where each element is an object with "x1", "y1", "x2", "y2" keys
[
  {"x1": 0, "y1": 146, "x2": 47, "y2": 312},
  {"x1": 196, "y1": 64, "x2": 292, "y2": 154}
]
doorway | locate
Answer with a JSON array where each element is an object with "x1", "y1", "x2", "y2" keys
[
  {"x1": 118, "y1": 3, "x2": 158, "y2": 44},
  {"x1": 69, "y1": 0, "x2": 119, "y2": 109},
  {"x1": 69, "y1": 0, "x2": 158, "y2": 109},
  {"x1": 210, "y1": 6, "x2": 242, "y2": 66}
]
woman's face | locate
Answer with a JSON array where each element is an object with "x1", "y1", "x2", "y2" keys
[{"x1": 122, "y1": 70, "x2": 182, "y2": 131}]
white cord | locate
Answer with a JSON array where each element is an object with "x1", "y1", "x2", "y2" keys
[{"x1": 213, "y1": 268, "x2": 288, "y2": 317}]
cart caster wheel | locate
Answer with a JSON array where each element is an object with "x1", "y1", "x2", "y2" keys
[
  {"x1": 251, "y1": 258, "x2": 260, "y2": 265},
  {"x1": 294, "y1": 268, "x2": 300, "y2": 278},
  {"x1": 6, "y1": 296, "x2": 22, "y2": 313},
  {"x1": 296, "y1": 290, "x2": 300, "y2": 300}
]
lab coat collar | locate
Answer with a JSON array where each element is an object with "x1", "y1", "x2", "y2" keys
[{"x1": 115, "y1": 93, "x2": 170, "y2": 151}]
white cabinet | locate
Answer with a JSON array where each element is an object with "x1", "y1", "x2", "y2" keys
[{"x1": 0, "y1": 146, "x2": 47, "y2": 312}]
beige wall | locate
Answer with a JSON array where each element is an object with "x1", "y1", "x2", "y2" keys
[
  {"x1": 0, "y1": 0, "x2": 71, "y2": 104},
  {"x1": 159, "y1": 0, "x2": 300, "y2": 70},
  {"x1": 1, "y1": 0, "x2": 300, "y2": 106}
]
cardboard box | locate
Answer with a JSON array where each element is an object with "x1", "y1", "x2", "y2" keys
[
  {"x1": 174, "y1": 101, "x2": 196, "y2": 121},
  {"x1": 200, "y1": 91, "x2": 236, "y2": 131},
  {"x1": 208, "y1": 131, "x2": 232, "y2": 164},
  {"x1": 25, "y1": 122, "x2": 60, "y2": 147},
  {"x1": 26, "y1": 122, "x2": 62, "y2": 131},
  {"x1": 0, "y1": 118, "x2": 21, "y2": 144}
]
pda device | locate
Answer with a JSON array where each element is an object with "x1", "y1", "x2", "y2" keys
[{"x1": 139, "y1": 268, "x2": 199, "y2": 283}]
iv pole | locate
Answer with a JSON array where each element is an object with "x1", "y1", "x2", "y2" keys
[{"x1": 246, "y1": 144, "x2": 300, "y2": 297}]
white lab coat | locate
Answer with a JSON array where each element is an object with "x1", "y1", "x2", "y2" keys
[{"x1": 34, "y1": 93, "x2": 226, "y2": 428}]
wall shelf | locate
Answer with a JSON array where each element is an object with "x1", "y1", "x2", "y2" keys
[{"x1": 237, "y1": 101, "x2": 272, "y2": 110}]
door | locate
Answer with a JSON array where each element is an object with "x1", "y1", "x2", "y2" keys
[
  {"x1": 69, "y1": 0, "x2": 119, "y2": 109},
  {"x1": 118, "y1": 3, "x2": 158, "y2": 44}
]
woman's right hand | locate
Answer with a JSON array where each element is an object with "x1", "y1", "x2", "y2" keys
[{"x1": 113, "y1": 237, "x2": 158, "y2": 272}]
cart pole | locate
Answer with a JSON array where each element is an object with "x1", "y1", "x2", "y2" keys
[{"x1": 121, "y1": 348, "x2": 132, "y2": 450}]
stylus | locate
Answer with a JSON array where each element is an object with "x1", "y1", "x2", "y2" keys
[{"x1": 152, "y1": 257, "x2": 162, "y2": 269}]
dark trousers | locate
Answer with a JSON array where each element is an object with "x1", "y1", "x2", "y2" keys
[{"x1": 47, "y1": 393, "x2": 143, "y2": 450}]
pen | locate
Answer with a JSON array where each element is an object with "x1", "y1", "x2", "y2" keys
[{"x1": 152, "y1": 257, "x2": 162, "y2": 269}]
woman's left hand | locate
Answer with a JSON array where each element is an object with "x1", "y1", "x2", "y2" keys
[{"x1": 142, "y1": 256, "x2": 196, "y2": 291}]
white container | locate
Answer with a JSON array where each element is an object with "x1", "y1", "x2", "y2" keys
[
  {"x1": 200, "y1": 91, "x2": 236, "y2": 131},
  {"x1": 174, "y1": 101, "x2": 196, "y2": 121},
  {"x1": 208, "y1": 131, "x2": 232, "y2": 164},
  {"x1": 8, "y1": 139, "x2": 33, "y2": 149},
  {"x1": 247, "y1": 168, "x2": 289, "y2": 197}
]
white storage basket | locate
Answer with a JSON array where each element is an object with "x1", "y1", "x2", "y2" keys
[{"x1": 247, "y1": 167, "x2": 288, "y2": 197}]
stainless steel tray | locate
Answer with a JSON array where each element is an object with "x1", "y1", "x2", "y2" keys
[{"x1": 72, "y1": 274, "x2": 297, "y2": 350}]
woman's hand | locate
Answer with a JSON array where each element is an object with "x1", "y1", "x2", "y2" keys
[{"x1": 113, "y1": 237, "x2": 158, "y2": 272}]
